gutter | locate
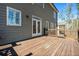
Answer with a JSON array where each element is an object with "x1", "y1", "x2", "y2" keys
[{"x1": 49, "y1": 3, "x2": 59, "y2": 13}]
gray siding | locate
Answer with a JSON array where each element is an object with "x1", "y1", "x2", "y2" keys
[{"x1": 0, "y1": 3, "x2": 57, "y2": 45}]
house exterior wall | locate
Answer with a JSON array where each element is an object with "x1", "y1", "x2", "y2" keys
[{"x1": 0, "y1": 3, "x2": 57, "y2": 45}]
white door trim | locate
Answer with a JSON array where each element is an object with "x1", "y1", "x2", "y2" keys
[
  {"x1": 32, "y1": 15, "x2": 42, "y2": 37},
  {"x1": 46, "y1": 21, "x2": 49, "y2": 30},
  {"x1": 32, "y1": 18, "x2": 37, "y2": 37}
]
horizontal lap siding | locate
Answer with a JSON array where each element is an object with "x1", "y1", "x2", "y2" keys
[
  {"x1": 0, "y1": 4, "x2": 7, "y2": 40},
  {"x1": 31, "y1": 3, "x2": 56, "y2": 35},
  {"x1": 45, "y1": 4, "x2": 56, "y2": 29},
  {"x1": 0, "y1": 4, "x2": 6, "y2": 26},
  {"x1": 0, "y1": 3, "x2": 57, "y2": 45},
  {"x1": 0, "y1": 4, "x2": 32, "y2": 45}
]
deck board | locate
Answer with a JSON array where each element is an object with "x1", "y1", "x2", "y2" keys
[{"x1": 0, "y1": 36, "x2": 79, "y2": 56}]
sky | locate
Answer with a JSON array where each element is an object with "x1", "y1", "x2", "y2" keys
[{"x1": 54, "y1": 3, "x2": 77, "y2": 23}]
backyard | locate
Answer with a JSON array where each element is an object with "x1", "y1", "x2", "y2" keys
[{"x1": 0, "y1": 3, "x2": 79, "y2": 56}]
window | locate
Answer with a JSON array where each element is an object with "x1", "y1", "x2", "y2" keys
[
  {"x1": 50, "y1": 22, "x2": 54, "y2": 29},
  {"x1": 54, "y1": 12, "x2": 56, "y2": 19},
  {"x1": 7, "y1": 6, "x2": 21, "y2": 26},
  {"x1": 46, "y1": 21, "x2": 49, "y2": 29}
]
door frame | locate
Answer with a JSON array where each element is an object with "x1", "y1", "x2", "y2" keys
[
  {"x1": 46, "y1": 21, "x2": 49, "y2": 30},
  {"x1": 32, "y1": 15, "x2": 42, "y2": 37}
]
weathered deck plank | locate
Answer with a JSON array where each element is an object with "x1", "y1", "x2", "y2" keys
[{"x1": 0, "y1": 36, "x2": 79, "y2": 56}]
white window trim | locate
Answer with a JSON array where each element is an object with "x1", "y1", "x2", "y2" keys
[
  {"x1": 7, "y1": 6, "x2": 22, "y2": 26},
  {"x1": 46, "y1": 21, "x2": 49, "y2": 30},
  {"x1": 50, "y1": 22, "x2": 54, "y2": 29}
]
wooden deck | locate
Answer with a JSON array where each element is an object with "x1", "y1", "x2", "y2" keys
[{"x1": 0, "y1": 36, "x2": 79, "y2": 56}]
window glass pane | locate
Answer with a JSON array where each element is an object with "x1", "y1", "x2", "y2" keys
[
  {"x1": 15, "y1": 12, "x2": 20, "y2": 24},
  {"x1": 33, "y1": 20, "x2": 36, "y2": 33},
  {"x1": 46, "y1": 21, "x2": 49, "y2": 29},
  {"x1": 50, "y1": 23, "x2": 54, "y2": 29},
  {"x1": 54, "y1": 12, "x2": 56, "y2": 19},
  {"x1": 7, "y1": 7, "x2": 21, "y2": 26},
  {"x1": 38, "y1": 21, "x2": 40, "y2": 33},
  {"x1": 8, "y1": 9, "x2": 15, "y2": 24}
]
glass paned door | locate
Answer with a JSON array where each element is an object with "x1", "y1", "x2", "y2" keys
[
  {"x1": 32, "y1": 18, "x2": 42, "y2": 37},
  {"x1": 33, "y1": 20, "x2": 36, "y2": 34},
  {"x1": 37, "y1": 21, "x2": 41, "y2": 33}
]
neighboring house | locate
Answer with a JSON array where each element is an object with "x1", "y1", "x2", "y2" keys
[{"x1": 0, "y1": 3, "x2": 58, "y2": 45}]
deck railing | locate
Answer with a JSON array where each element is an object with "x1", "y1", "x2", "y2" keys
[
  {"x1": 48, "y1": 29, "x2": 57, "y2": 37},
  {"x1": 48, "y1": 28, "x2": 79, "y2": 40}
]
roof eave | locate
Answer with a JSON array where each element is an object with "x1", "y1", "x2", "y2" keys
[{"x1": 49, "y1": 3, "x2": 59, "y2": 13}]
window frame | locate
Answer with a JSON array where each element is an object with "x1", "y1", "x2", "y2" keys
[
  {"x1": 46, "y1": 21, "x2": 49, "y2": 30},
  {"x1": 7, "y1": 6, "x2": 22, "y2": 26},
  {"x1": 53, "y1": 12, "x2": 56, "y2": 19}
]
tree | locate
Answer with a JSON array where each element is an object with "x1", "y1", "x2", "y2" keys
[
  {"x1": 58, "y1": 4, "x2": 73, "y2": 25},
  {"x1": 76, "y1": 3, "x2": 79, "y2": 29},
  {"x1": 64, "y1": 3, "x2": 75, "y2": 30},
  {"x1": 76, "y1": 3, "x2": 79, "y2": 19},
  {"x1": 59, "y1": 9, "x2": 65, "y2": 21},
  {"x1": 66, "y1": 3, "x2": 73, "y2": 23}
]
